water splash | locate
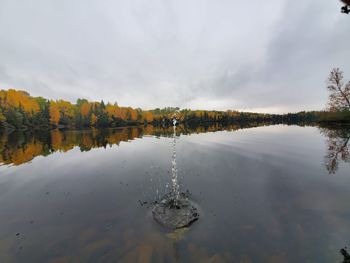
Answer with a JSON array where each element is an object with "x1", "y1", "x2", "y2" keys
[
  {"x1": 152, "y1": 113, "x2": 199, "y2": 229},
  {"x1": 171, "y1": 117, "x2": 180, "y2": 206}
]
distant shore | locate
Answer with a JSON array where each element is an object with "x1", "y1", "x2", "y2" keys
[{"x1": 1, "y1": 89, "x2": 349, "y2": 131}]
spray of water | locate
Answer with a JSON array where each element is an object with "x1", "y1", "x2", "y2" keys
[
  {"x1": 152, "y1": 114, "x2": 199, "y2": 229},
  {"x1": 171, "y1": 116, "x2": 180, "y2": 206}
]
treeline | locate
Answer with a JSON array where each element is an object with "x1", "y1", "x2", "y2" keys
[
  {"x1": 0, "y1": 89, "x2": 155, "y2": 130},
  {"x1": 0, "y1": 89, "x2": 281, "y2": 130},
  {"x1": 0, "y1": 89, "x2": 349, "y2": 130},
  {"x1": 277, "y1": 110, "x2": 350, "y2": 124}
]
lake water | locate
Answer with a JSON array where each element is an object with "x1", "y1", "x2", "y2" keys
[{"x1": 0, "y1": 124, "x2": 350, "y2": 263}]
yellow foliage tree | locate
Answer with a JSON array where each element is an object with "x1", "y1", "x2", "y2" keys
[
  {"x1": 105, "y1": 104, "x2": 119, "y2": 121},
  {"x1": 91, "y1": 113, "x2": 98, "y2": 126},
  {"x1": 49, "y1": 101, "x2": 60, "y2": 126},
  {"x1": 143, "y1": 111, "x2": 154, "y2": 123},
  {"x1": 80, "y1": 102, "x2": 91, "y2": 117},
  {"x1": 128, "y1": 108, "x2": 138, "y2": 121},
  {"x1": 119, "y1": 107, "x2": 128, "y2": 120},
  {"x1": 55, "y1": 100, "x2": 75, "y2": 118},
  {"x1": 6, "y1": 89, "x2": 40, "y2": 114},
  {"x1": 0, "y1": 90, "x2": 5, "y2": 105}
]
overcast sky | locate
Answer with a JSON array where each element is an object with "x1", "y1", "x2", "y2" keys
[{"x1": 0, "y1": 0, "x2": 349, "y2": 113}]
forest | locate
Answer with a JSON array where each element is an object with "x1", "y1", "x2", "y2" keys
[{"x1": 0, "y1": 89, "x2": 349, "y2": 130}]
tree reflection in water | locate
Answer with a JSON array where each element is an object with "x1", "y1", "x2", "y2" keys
[
  {"x1": 1, "y1": 123, "x2": 350, "y2": 176},
  {"x1": 0, "y1": 122, "x2": 271, "y2": 166},
  {"x1": 320, "y1": 125, "x2": 350, "y2": 174}
]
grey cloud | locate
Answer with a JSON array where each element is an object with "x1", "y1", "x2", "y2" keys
[{"x1": 0, "y1": 0, "x2": 349, "y2": 112}]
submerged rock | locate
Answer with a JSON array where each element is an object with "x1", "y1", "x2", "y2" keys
[{"x1": 152, "y1": 193, "x2": 199, "y2": 229}]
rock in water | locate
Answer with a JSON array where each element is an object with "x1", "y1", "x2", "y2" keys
[{"x1": 152, "y1": 193, "x2": 199, "y2": 229}]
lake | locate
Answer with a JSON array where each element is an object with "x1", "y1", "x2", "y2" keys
[{"x1": 0, "y1": 124, "x2": 350, "y2": 262}]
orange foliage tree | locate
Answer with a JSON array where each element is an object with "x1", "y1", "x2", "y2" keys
[
  {"x1": 80, "y1": 102, "x2": 91, "y2": 117},
  {"x1": 143, "y1": 111, "x2": 154, "y2": 123},
  {"x1": 49, "y1": 101, "x2": 60, "y2": 126},
  {"x1": 5, "y1": 89, "x2": 40, "y2": 114},
  {"x1": 127, "y1": 107, "x2": 138, "y2": 121},
  {"x1": 49, "y1": 100, "x2": 75, "y2": 126}
]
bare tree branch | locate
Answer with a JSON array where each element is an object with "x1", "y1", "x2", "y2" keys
[{"x1": 327, "y1": 68, "x2": 350, "y2": 111}]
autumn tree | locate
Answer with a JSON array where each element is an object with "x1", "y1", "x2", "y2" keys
[
  {"x1": 327, "y1": 68, "x2": 350, "y2": 111},
  {"x1": 127, "y1": 107, "x2": 138, "y2": 122},
  {"x1": 105, "y1": 103, "x2": 119, "y2": 123},
  {"x1": 5, "y1": 89, "x2": 40, "y2": 114},
  {"x1": 0, "y1": 89, "x2": 49, "y2": 128},
  {"x1": 80, "y1": 102, "x2": 91, "y2": 117},
  {"x1": 49, "y1": 101, "x2": 60, "y2": 126},
  {"x1": 143, "y1": 111, "x2": 154, "y2": 123},
  {"x1": 119, "y1": 107, "x2": 128, "y2": 120},
  {"x1": 90, "y1": 113, "x2": 98, "y2": 126},
  {"x1": 49, "y1": 100, "x2": 75, "y2": 127},
  {"x1": 79, "y1": 101, "x2": 92, "y2": 126}
]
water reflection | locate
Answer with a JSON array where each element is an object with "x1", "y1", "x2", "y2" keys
[
  {"x1": 320, "y1": 125, "x2": 350, "y2": 174},
  {"x1": 1, "y1": 123, "x2": 350, "y2": 262},
  {"x1": 1, "y1": 123, "x2": 350, "y2": 177},
  {"x1": 0, "y1": 122, "x2": 272, "y2": 166}
]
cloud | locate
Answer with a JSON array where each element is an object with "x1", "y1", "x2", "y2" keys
[{"x1": 0, "y1": 0, "x2": 349, "y2": 112}]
